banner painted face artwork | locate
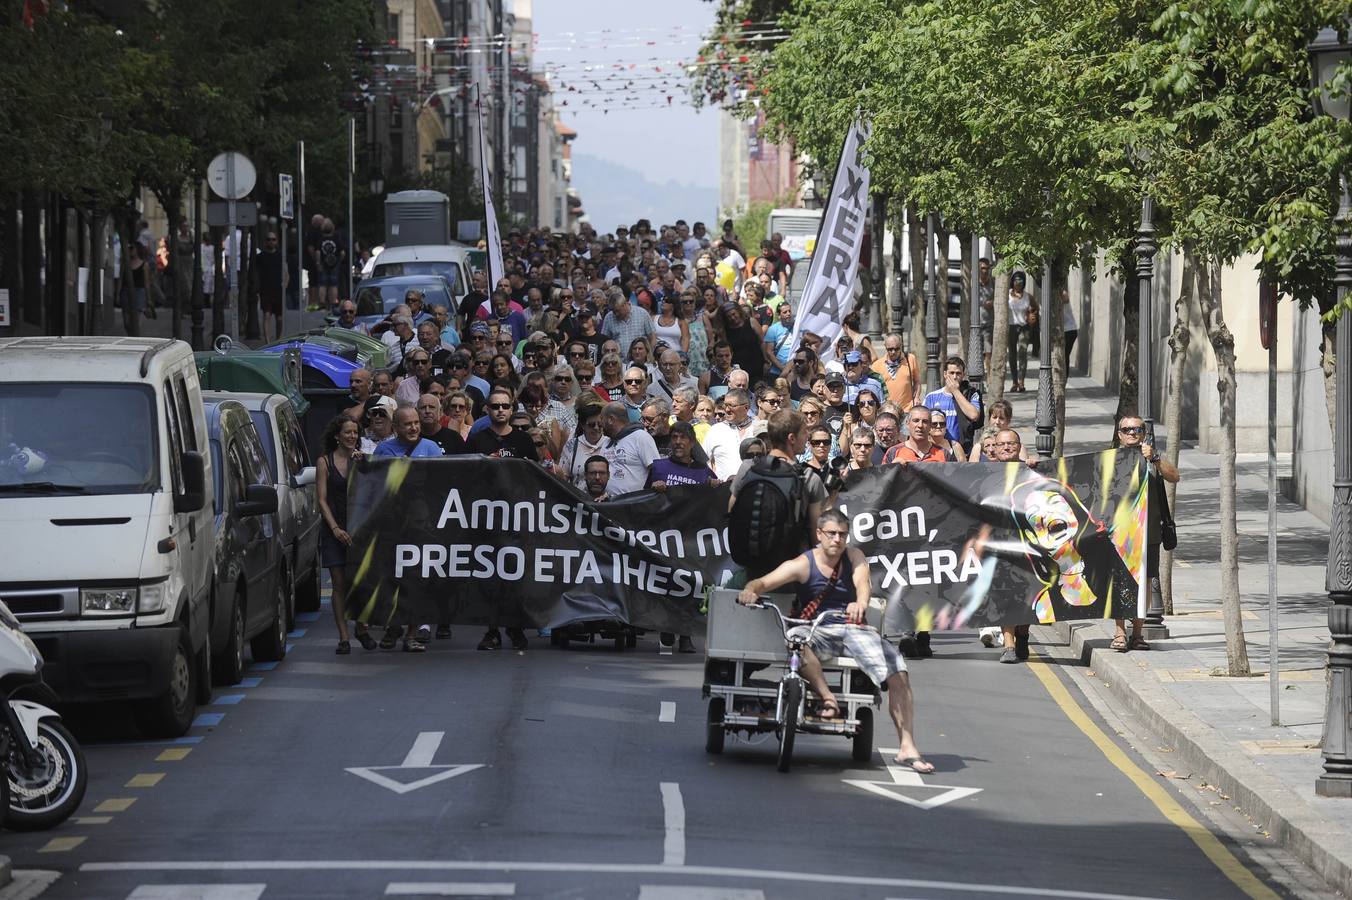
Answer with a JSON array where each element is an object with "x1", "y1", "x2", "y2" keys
[
  {"x1": 835, "y1": 450, "x2": 1147, "y2": 634},
  {"x1": 344, "y1": 450, "x2": 1146, "y2": 634}
]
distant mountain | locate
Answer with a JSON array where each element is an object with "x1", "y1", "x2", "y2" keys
[{"x1": 569, "y1": 152, "x2": 718, "y2": 233}]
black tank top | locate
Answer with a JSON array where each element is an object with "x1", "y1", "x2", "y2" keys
[{"x1": 325, "y1": 452, "x2": 350, "y2": 527}]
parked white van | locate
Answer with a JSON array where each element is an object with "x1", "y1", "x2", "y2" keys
[{"x1": 0, "y1": 337, "x2": 215, "y2": 736}]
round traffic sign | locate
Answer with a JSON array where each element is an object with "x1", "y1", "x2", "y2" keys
[{"x1": 207, "y1": 151, "x2": 257, "y2": 200}]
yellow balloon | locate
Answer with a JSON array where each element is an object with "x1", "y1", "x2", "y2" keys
[{"x1": 716, "y1": 261, "x2": 736, "y2": 291}]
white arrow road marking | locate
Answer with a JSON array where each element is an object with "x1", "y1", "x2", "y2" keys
[
  {"x1": 840, "y1": 749, "x2": 983, "y2": 811},
  {"x1": 346, "y1": 732, "x2": 485, "y2": 795}
]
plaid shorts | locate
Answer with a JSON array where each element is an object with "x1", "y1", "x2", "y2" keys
[{"x1": 787, "y1": 622, "x2": 907, "y2": 686}]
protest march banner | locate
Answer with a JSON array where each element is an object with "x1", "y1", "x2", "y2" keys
[
  {"x1": 786, "y1": 114, "x2": 871, "y2": 364},
  {"x1": 345, "y1": 450, "x2": 1146, "y2": 634}
]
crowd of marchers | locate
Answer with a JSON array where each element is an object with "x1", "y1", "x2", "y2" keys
[{"x1": 309, "y1": 218, "x2": 1174, "y2": 668}]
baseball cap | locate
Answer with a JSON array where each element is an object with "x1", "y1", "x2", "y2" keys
[
  {"x1": 469, "y1": 321, "x2": 491, "y2": 337},
  {"x1": 825, "y1": 373, "x2": 847, "y2": 388},
  {"x1": 368, "y1": 396, "x2": 397, "y2": 417},
  {"x1": 671, "y1": 260, "x2": 687, "y2": 269},
  {"x1": 844, "y1": 350, "x2": 863, "y2": 365}
]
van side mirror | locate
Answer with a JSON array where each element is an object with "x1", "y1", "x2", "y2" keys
[
  {"x1": 237, "y1": 483, "x2": 279, "y2": 518},
  {"x1": 175, "y1": 452, "x2": 207, "y2": 513},
  {"x1": 293, "y1": 466, "x2": 316, "y2": 488}
]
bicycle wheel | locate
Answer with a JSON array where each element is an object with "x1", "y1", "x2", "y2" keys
[{"x1": 776, "y1": 677, "x2": 802, "y2": 773}]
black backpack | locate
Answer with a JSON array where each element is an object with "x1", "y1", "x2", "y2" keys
[
  {"x1": 729, "y1": 455, "x2": 807, "y2": 571},
  {"x1": 319, "y1": 237, "x2": 339, "y2": 270}
]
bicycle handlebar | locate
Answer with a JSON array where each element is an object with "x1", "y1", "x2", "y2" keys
[{"x1": 744, "y1": 600, "x2": 849, "y2": 639}]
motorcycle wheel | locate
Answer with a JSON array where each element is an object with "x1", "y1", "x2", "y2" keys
[{"x1": 4, "y1": 718, "x2": 87, "y2": 831}]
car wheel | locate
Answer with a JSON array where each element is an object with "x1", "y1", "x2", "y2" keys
[
  {"x1": 212, "y1": 597, "x2": 245, "y2": 686},
  {"x1": 133, "y1": 626, "x2": 197, "y2": 738},
  {"x1": 250, "y1": 578, "x2": 288, "y2": 663}
]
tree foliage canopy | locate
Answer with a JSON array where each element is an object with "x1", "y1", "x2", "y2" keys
[
  {"x1": 1, "y1": 0, "x2": 375, "y2": 217},
  {"x1": 696, "y1": 0, "x2": 1352, "y2": 307}
]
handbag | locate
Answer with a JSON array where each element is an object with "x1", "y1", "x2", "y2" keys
[{"x1": 1026, "y1": 300, "x2": 1040, "y2": 328}]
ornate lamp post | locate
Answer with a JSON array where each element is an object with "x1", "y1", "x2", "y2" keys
[
  {"x1": 924, "y1": 213, "x2": 940, "y2": 390},
  {"x1": 867, "y1": 193, "x2": 887, "y2": 344},
  {"x1": 1135, "y1": 174, "x2": 1168, "y2": 636},
  {"x1": 966, "y1": 234, "x2": 985, "y2": 391},
  {"x1": 1311, "y1": 22, "x2": 1352, "y2": 798},
  {"x1": 1035, "y1": 262, "x2": 1054, "y2": 459}
]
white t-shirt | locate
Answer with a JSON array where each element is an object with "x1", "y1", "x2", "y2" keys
[
  {"x1": 702, "y1": 419, "x2": 756, "y2": 481},
  {"x1": 604, "y1": 427, "x2": 660, "y2": 496},
  {"x1": 1008, "y1": 290, "x2": 1033, "y2": 327}
]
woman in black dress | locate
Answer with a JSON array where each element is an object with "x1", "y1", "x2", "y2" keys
[
  {"x1": 720, "y1": 302, "x2": 765, "y2": 386},
  {"x1": 316, "y1": 415, "x2": 376, "y2": 654}
]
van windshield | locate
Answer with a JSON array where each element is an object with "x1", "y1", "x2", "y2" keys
[
  {"x1": 0, "y1": 383, "x2": 158, "y2": 495},
  {"x1": 371, "y1": 261, "x2": 461, "y2": 293}
]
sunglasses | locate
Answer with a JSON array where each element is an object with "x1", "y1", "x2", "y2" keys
[
  {"x1": 859, "y1": 400, "x2": 878, "y2": 407},
  {"x1": 809, "y1": 438, "x2": 831, "y2": 446},
  {"x1": 533, "y1": 440, "x2": 547, "y2": 448},
  {"x1": 407, "y1": 358, "x2": 429, "y2": 365},
  {"x1": 623, "y1": 378, "x2": 645, "y2": 385},
  {"x1": 568, "y1": 350, "x2": 587, "y2": 357},
  {"x1": 1119, "y1": 426, "x2": 1144, "y2": 435},
  {"x1": 488, "y1": 403, "x2": 513, "y2": 411},
  {"x1": 852, "y1": 442, "x2": 874, "y2": 449},
  {"x1": 450, "y1": 360, "x2": 468, "y2": 369},
  {"x1": 553, "y1": 376, "x2": 573, "y2": 383},
  {"x1": 761, "y1": 398, "x2": 782, "y2": 407}
]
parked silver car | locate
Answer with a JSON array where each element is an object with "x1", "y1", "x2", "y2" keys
[{"x1": 203, "y1": 392, "x2": 321, "y2": 629}]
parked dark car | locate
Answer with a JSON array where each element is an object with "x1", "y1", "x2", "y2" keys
[
  {"x1": 342, "y1": 274, "x2": 456, "y2": 332},
  {"x1": 202, "y1": 398, "x2": 287, "y2": 686},
  {"x1": 205, "y1": 392, "x2": 322, "y2": 627}
]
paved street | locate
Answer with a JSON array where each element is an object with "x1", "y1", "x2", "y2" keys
[{"x1": 1, "y1": 596, "x2": 1340, "y2": 900}]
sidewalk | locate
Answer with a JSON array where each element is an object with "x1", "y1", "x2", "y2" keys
[{"x1": 1007, "y1": 375, "x2": 1352, "y2": 891}]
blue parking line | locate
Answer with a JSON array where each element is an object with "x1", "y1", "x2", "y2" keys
[
  {"x1": 249, "y1": 661, "x2": 279, "y2": 671},
  {"x1": 192, "y1": 712, "x2": 225, "y2": 728},
  {"x1": 238, "y1": 677, "x2": 263, "y2": 688},
  {"x1": 285, "y1": 643, "x2": 294, "y2": 653},
  {"x1": 287, "y1": 629, "x2": 307, "y2": 638},
  {"x1": 296, "y1": 612, "x2": 321, "y2": 623},
  {"x1": 212, "y1": 694, "x2": 246, "y2": 706},
  {"x1": 115, "y1": 735, "x2": 204, "y2": 748}
]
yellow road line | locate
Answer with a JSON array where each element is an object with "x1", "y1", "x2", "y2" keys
[
  {"x1": 93, "y1": 797, "x2": 136, "y2": 813},
  {"x1": 156, "y1": 747, "x2": 192, "y2": 762},
  {"x1": 39, "y1": 836, "x2": 85, "y2": 853},
  {"x1": 1027, "y1": 654, "x2": 1281, "y2": 900},
  {"x1": 71, "y1": 816, "x2": 113, "y2": 825},
  {"x1": 126, "y1": 773, "x2": 165, "y2": 788}
]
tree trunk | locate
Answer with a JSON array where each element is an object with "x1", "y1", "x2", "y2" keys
[
  {"x1": 21, "y1": 190, "x2": 42, "y2": 327},
  {"x1": 889, "y1": 205, "x2": 905, "y2": 334},
  {"x1": 1322, "y1": 317, "x2": 1337, "y2": 438},
  {"x1": 989, "y1": 265, "x2": 1011, "y2": 406},
  {"x1": 1051, "y1": 258, "x2": 1067, "y2": 457},
  {"x1": 935, "y1": 219, "x2": 950, "y2": 358},
  {"x1": 1196, "y1": 254, "x2": 1250, "y2": 676},
  {"x1": 118, "y1": 214, "x2": 139, "y2": 337},
  {"x1": 1159, "y1": 246, "x2": 1196, "y2": 616},
  {"x1": 1115, "y1": 253, "x2": 1140, "y2": 444},
  {"x1": 907, "y1": 202, "x2": 925, "y2": 359},
  {"x1": 159, "y1": 192, "x2": 184, "y2": 343}
]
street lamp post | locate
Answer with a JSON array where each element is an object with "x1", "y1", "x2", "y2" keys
[
  {"x1": 1136, "y1": 191, "x2": 1168, "y2": 636},
  {"x1": 1311, "y1": 22, "x2": 1352, "y2": 798},
  {"x1": 966, "y1": 233, "x2": 984, "y2": 391},
  {"x1": 1035, "y1": 262, "x2": 1054, "y2": 459},
  {"x1": 924, "y1": 213, "x2": 940, "y2": 390},
  {"x1": 868, "y1": 193, "x2": 886, "y2": 345}
]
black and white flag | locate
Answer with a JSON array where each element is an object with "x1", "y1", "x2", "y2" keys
[{"x1": 788, "y1": 115, "x2": 872, "y2": 363}]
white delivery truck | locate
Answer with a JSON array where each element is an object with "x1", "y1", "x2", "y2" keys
[{"x1": 0, "y1": 337, "x2": 215, "y2": 736}]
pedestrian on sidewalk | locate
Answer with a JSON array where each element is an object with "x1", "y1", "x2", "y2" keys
[
  {"x1": 1007, "y1": 272, "x2": 1037, "y2": 393},
  {"x1": 315, "y1": 415, "x2": 377, "y2": 655},
  {"x1": 1112, "y1": 414, "x2": 1180, "y2": 652},
  {"x1": 990, "y1": 429, "x2": 1035, "y2": 663}
]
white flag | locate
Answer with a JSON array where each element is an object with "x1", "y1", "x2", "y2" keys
[
  {"x1": 787, "y1": 115, "x2": 872, "y2": 364},
  {"x1": 476, "y1": 94, "x2": 505, "y2": 287}
]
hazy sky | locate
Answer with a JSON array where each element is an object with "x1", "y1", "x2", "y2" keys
[{"x1": 529, "y1": 0, "x2": 721, "y2": 227}]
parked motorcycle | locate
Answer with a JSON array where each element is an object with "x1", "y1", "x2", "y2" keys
[{"x1": 0, "y1": 600, "x2": 86, "y2": 830}]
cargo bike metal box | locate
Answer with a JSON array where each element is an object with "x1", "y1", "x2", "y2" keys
[{"x1": 701, "y1": 587, "x2": 885, "y2": 771}]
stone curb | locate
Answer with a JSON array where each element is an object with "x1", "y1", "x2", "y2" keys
[
  {"x1": 1049, "y1": 620, "x2": 1352, "y2": 893},
  {"x1": 0, "y1": 857, "x2": 9, "y2": 888}
]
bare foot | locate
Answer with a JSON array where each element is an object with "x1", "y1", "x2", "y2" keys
[
  {"x1": 817, "y1": 696, "x2": 840, "y2": 719},
  {"x1": 893, "y1": 751, "x2": 934, "y2": 774}
]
